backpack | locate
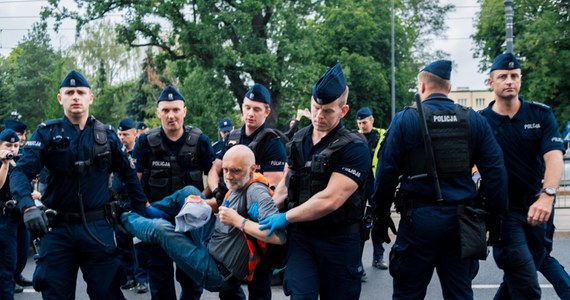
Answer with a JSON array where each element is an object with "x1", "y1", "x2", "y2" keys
[{"x1": 226, "y1": 173, "x2": 288, "y2": 282}]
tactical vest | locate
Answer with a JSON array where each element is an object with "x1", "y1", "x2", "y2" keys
[
  {"x1": 286, "y1": 126, "x2": 366, "y2": 229},
  {"x1": 43, "y1": 117, "x2": 111, "y2": 175},
  {"x1": 225, "y1": 128, "x2": 288, "y2": 172},
  {"x1": 144, "y1": 126, "x2": 203, "y2": 202},
  {"x1": 405, "y1": 104, "x2": 472, "y2": 178}
]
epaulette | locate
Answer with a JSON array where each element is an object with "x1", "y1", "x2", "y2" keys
[
  {"x1": 38, "y1": 119, "x2": 62, "y2": 128},
  {"x1": 528, "y1": 101, "x2": 551, "y2": 111}
]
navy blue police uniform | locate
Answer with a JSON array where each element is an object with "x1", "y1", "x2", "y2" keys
[
  {"x1": 3, "y1": 119, "x2": 33, "y2": 291},
  {"x1": 480, "y1": 53, "x2": 567, "y2": 300},
  {"x1": 112, "y1": 118, "x2": 149, "y2": 291},
  {"x1": 9, "y1": 70, "x2": 147, "y2": 300},
  {"x1": 373, "y1": 60, "x2": 508, "y2": 299},
  {"x1": 132, "y1": 85, "x2": 216, "y2": 300},
  {"x1": 0, "y1": 129, "x2": 21, "y2": 299},
  {"x1": 218, "y1": 123, "x2": 287, "y2": 174},
  {"x1": 212, "y1": 117, "x2": 233, "y2": 158},
  {"x1": 259, "y1": 64, "x2": 371, "y2": 299},
  {"x1": 217, "y1": 83, "x2": 287, "y2": 300}
]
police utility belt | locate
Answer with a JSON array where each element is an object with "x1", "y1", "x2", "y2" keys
[
  {"x1": 44, "y1": 202, "x2": 122, "y2": 226},
  {"x1": 49, "y1": 209, "x2": 106, "y2": 224}
]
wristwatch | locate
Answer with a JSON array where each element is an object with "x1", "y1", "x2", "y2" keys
[{"x1": 541, "y1": 187, "x2": 557, "y2": 197}]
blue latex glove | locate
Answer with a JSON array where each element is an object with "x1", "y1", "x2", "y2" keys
[
  {"x1": 258, "y1": 212, "x2": 288, "y2": 236},
  {"x1": 146, "y1": 205, "x2": 170, "y2": 219}
]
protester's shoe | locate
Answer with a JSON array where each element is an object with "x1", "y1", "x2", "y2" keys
[
  {"x1": 361, "y1": 270, "x2": 368, "y2": 282},
  {"x1": 121, "y1": 279, "x2": 136, "y2": 290},
  {"x1": 373, "y1": 259, "x2": 388, "y2": 270},
  {"x1": 15, "y1": 275, "x2": 33, "y2": 287},
  {"x1": 135, "y1": 282, "x2": 148, "y2": 294},
  {"x1": 14, "y1": 283, "x2": 24, "y2": 293}
]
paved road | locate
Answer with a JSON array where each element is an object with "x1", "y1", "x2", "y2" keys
[{"x1": 15, "y1": 237, "x2": 570, "y2": 299}]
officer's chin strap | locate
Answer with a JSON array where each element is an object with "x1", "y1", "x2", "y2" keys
[{"x1": 76, "y1": 162, "x2": 109, "y2": 248}]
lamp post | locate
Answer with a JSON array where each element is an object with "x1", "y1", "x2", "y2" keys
[
  {"x1": 505, "y1": 0, "x2": 513, "y2": 53},
  {"x1": 390, "y1": 0, "x2": 396, "y2": 119}
]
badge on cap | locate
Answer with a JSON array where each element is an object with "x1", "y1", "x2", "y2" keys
[
  {"x1": 158, "y1": 86, "x2": 185, "y2": 103},
  {"x1": 244, "y1": 83, "x2": 271, "y2": 104},
  {"x1": 70, "y1": 79, "x2": 76, "y2": 86},
  {"x1": 312, "y1": 64, "x2": 347, "y2": 105}
]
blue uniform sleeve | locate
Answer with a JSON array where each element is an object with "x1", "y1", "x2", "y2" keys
[
  {"x1": 258, "y1": 138, "x2": 287, "y2": 173},
  {"x1": 540, "y1": 108, "x2": 566, "y2": 155},
  {"x1": 10, "y1": 128, "x2": 47, "y2": 212},
  {"x1": 133, "y1": 133, "x2": 149, "y2": 173},
  {"x1": 373, "y1": 112, "x2": 406, "y2": 213},
  {"x1": 108, "y1": 131, "x2": 147, "y2": 215},
  {"x1": 333, "y1": 139, "x2": 371, "y2": 186}
]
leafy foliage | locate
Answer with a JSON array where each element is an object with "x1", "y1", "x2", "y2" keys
[
  {"x1": 0, "y1": 23, "x2": 71, "y2": 129},
  {"x1": 473, "y1": 0, "x2": 570, "y2": 128}
]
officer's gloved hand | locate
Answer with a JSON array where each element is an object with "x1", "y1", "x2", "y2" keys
[
  {"x1": 375, "y1": 213, "x2": 397, "y2": 243},
  {"x1": 23, "y1": 207, "x2": 49, "y2": 238},
  {"x1": 213, "y1": 182, "x2": 229, "y2": 207},
  {"x1": 145, "y1": 205, "x2": 170, "y2": 219},
  {"x1": 258, "y1": 212, "x2": 289, "y2": 236}
]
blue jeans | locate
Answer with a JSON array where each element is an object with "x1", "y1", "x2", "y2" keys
[
  {"x1": 121, "y1": 186, "x2": 239, "y2": 293},
  {"x1": 390, "y1": 206, "x2": 478, "y2": 300},
  {"x1": 33, "y1": 220, "x2": 125, "y2": 300},
  {"x1": 0, "y1": 214, "x2": 19, "y2": 300},
  {"x1": 493, "y1": 210, "x2": 547, "y2": 300}
]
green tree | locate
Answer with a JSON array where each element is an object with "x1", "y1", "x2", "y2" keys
[
  {"x1": 0, "y1": 23, "x2": 72, "y2": 128},
  {"x1": 44, "y1": 0, "x2": 452, "y2": 130},
  {"x1": 473, "y1": 0, "x2": 570, "y2": 127},
  {"x1": 70, "y1": 20, "x2": 143, "y2": 85}
]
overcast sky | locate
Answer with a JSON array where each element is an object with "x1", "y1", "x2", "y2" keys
[{"x1": 0, "y1": 0, "x2": 490, "y2": 91}]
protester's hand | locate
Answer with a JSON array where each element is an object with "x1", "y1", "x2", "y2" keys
[
  {"x1": 218, "y1": 206, "x2": 240, "y2": 227},
  {"x1": 23, "y1": 207, "x2": 48, "y2": 238},
  {"x1": 145, "y1": 205, "x2": 170, "y2": 219},
  {"x1": 258, "y1": 213, "x2": 289, "y2": 236}
]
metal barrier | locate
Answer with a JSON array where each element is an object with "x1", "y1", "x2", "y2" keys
[{"x1": 558, "y1": 187, "x2": 570, "y2": 208}]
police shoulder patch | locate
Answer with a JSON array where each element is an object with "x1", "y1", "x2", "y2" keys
[
  {"x1": 528, "y1": 101, "x2": 551, "y2": 111},
  {"x1": 39, "y1": 119, "x2": 62, "y2": 128}
]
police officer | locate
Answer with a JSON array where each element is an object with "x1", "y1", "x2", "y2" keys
[
  {"x1": 212, "y1": 117, "x2": 233, "y2": 158},
  {"x1": 214, "y1": 83, "x2": 287, "y2": 300},
  {"x1": 113, "y1": 118, "x2": 149, "y2": 294},
  {"x1": 136, "y1": 121, "x2": 149, "y2": 137},
  {"x1": 9, "y1": 70, "x2": 147, "y2": 300},
  {"x1": 3, "y1": 119, "x2": 27, "y2": 149},
  {"x1": 132, "y1": 85, "x2": 219, "y2": 300},
  {"x1": 259, "y1": 64, "x2": 371, "y2": 299},
  {"x1": 0, "y1": 129, "x2": 21, "y2": 299},
  {"x1": 373, "y1": 60, "x2": 508, "y2": 299},
  {"x1": 480, "y1": 53, "x2": 567, "y2": 299},
  {"x1": 355, "y1": 107, "x2": 388, "y2": 271},
  {"x1": 215, "y1": 83, "x2": 287, "y2": 188},
  {"x1": 3, "y1": 119, "x2": 34, "y2": 292}
]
